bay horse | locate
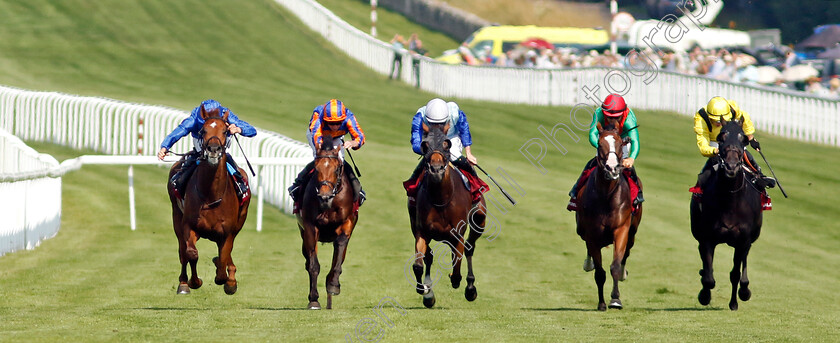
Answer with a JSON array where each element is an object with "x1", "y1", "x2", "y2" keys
[
  {"x1": 167, "y1": 106, "x2": 250, "y2": 295},
  {"x1": 690, "y1": 116, "x2": 763, "y2": 311},
  {"x1": 574, "y1": 122, "x2": 642, "y2": 311},
  {"x1": 296, "y1": 134, "x2": 358, "y2": 310},
  {"x1": 409, "y1": 122, "x2": 486, "y2": 308}
]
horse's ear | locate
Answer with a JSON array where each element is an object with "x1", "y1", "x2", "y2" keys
[
  {"x1": 421, "y1": 141, "x2": 429, "y2": 155},
  {"x1": 443, "y1": 139, "x2": 451, "y2": 151},
  {"x1": 199, "y1": 105, "x2": 208, "y2": 120},
  {"x1": 596, "y1": 121, "x2": 603, "y2": 132},
  {"x1": 422, "y1": 121, "x2": 429, "y2": 134},
  {"x1": 222, "y1": 109, "x2": 230, "y2": 122},
  {"x1": 734, "y1": 115, "x2": 743, "y2": 126},
  {"x1": 443, "y1": 122, "x2": 450, "y2": 134},
  {"x1": 720, "y1": 116, "x2": 728, "y2": 125}
]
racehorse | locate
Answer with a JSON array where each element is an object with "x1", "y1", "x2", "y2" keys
[
  {"x1": 297, "y1": 135, "x2": 358, "y2": 310},
  {"x1": 167, "y1": 106, "x2": 250, "y2": 295},
  {"x1": 574, "y1": 122, "x2": 642, "y2": 311},
  {"x1": 690, "y1": 116, "x2": 763, "y2": 311},
  {"x1": 409, "y1": 122, "x2": 486, "y2": 308}
]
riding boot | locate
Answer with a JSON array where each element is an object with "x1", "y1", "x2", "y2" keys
[
  {"x1": 628, "y1": 167, "x2": 644, "y2": 206},
  {"x1": 171, "y1": 152, "x2": 199, "y2": 200},
  {"x1": 745, "y1": 151, "x2": 776, "y2": 189},
  {"x1": 406, "y1": 160, "x2": 424, "y2": 185},
  {"x1": 225, "y1": 153, "x2": 250, "y2": 204},
  {"x1": 288, "y1": 161, "x2": 316, "y2": 203},
  {"x1": 568, "y1": 158, "x2": 597, "y2": 211},
  {"x1": 451, "y1": 156, "x2": 479, "y2": 178},
  {"x1": 693, "y1": 157, "x2": 718, "y2": 200},
  {"x1": 345, "y1": 161, "x2": 365, "y2": 207}
]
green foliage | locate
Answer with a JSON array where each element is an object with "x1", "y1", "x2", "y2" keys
[{"x1": 0, "y1": 0, "x2": 839, "y2": 342}]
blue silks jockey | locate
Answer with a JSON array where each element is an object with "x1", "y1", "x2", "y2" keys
[{"x1": 157, "y1": 99, "x2": 257, "y2": 202}]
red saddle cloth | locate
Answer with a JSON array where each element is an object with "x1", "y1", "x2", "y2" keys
[
  {"x1": 569, "y1": 167, "x2": 639, "y2": 212},
  {"x1": 403, "y1": 167, "x2": 488, "y2": 206}
]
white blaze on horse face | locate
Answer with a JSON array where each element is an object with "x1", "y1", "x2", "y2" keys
[
  {"x1": 210, "y1": 122, "x2": 217, "y2": 128},
  {"x1": 604, "y1": 135, "x2": 619, "y2": 168}
]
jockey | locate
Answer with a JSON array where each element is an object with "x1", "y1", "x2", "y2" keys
[
  {"x1": 288, "y1": 99, "x2": 366, "y2": 210},
  {"x1": 693, "y1": 96, "x2": 776, "y2": 191},
  {"x1": 404, "y1": 98, "x2": 486, "y2": 203},
  {"x1": 157, "y1": 99, "x2": 256, "y2": 203},
  {"x1": 568, "y1": 93, "x2": 643, "y2": 211}
]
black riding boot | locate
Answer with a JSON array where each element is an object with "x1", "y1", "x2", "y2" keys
[
  {"x1": 226, "y1": 153, "x2": 250, "y2": 203},
  {"x1": 170, "y1": 152, "x2": 199, "y2": 200},
  {"x1": 344, "y1": 161, "x2": 365, "y2": 206},
  {"x1": 406, "y1": 160, "x2": 424, "y2": 184},
  {"x1": 288, "y1": 161, "x2": 315, "y2": 203},
  {"x1": 694, "y1": 157, "x2": 718, "y2": 199},
  {"x1": 569, "y1": 157, "x2": 598, "y2": 198},
  {"x1": 452, "y1": 156, "x2": 479, "y2": 178},
  {"x1": 745, "y1": 151, "x2": 776, "y2": 189},
  {"x1": 628, "y1": 167, "x2": 644, "y2": 205}
]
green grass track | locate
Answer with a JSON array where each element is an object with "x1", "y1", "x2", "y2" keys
[{"x1": 0, "y1": 1, "x2": 838, "y2": 342}]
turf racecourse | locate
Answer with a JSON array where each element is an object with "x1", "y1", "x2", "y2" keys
[{"x1": 1, "y1": 0, "x2": 839, "y2": 342}]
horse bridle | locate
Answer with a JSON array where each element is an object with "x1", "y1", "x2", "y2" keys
[
  {"x1": 597, "y1": 133, "x2": 624, "y2": 180},
  {"x1": 314, "y1": 154, "x2": 344, "y2": 199},
  {"x1": 197, "y1": 118, "x2": 232, "y2": 160}
]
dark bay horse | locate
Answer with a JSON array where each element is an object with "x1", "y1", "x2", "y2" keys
[
  {"x1": 296, "y1": 135, "x2": 358, "y2": 310},
  {"x1": 409, "y1": 122, "x2": 486, "y2": 308},
  {"x1": 167, "y1": 107, "x2": 250, "y2": 295},
  {"x1": 574, "y1": 122, "x2": 642, "y2": 311},
  {"x1": 690, "y1": 117, "x2": 763, "y2": 311}
]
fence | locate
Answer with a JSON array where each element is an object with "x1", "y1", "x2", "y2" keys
[
  {"x1": 276, "y1": 0, "x2": 840, "y2": 148},
  {"x1": 0, "y1": 128, "x2": 62, "y2": 255},
  {"x1": 0, "y1": 85, "x2": 310, "y2": 252}
]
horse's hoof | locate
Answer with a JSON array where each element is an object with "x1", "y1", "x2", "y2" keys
[
  {"x1": 308, "y1": 301, "x2": 321, "y2": 310},
  {"x1": 619, "y1": 268, "x2": 629, "y2": 281},
  {"x1": 465, "y1": 285, "x2": 477, "y2": 301},
  {"x1": 224, "y1": 282, "x2": 237, "y2": 295},
  {"x1": 739, "y1": 286, "x2": 751, "y2": 301},
  {"x1": 189, "y1": 277, "x2": 203, "y2": 289},
  {"x1": 416, "y1": 284, "x2": 430, "y2": 295},
  {"x1": 597, "y1": 303, "x2": 607, "y2": 311},
  {"x1": 215, "y1": 277, "x2": 226, "y2": 286},
  {"x1": 450, "y1": 274, "x2": 462, "y2": 289},
  {"x1": 698, "y1": 288, "x2": 711, "y2": 306},
  {"x1": 729, "y1": 301, "x2": 739, "y2": 311},
  {"x1": 609, "y1": 299, "x2": 623, "y2": 309},
  {"x1": 327, "y1": 283, "x2": 341, "y2": 296},
  {"x1": 176, "y1": 283, "x2": 190, "y2": 295},
  {"x1": 422, "y1": 292, "x2": 436, "y2": 308},
  {"x1": 583, "y1": 256, "x2": 595, "y2": 272}
]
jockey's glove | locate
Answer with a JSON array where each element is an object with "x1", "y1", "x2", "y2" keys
[{"x1": 749, "y1": 138, "x2": 761, "y2": 151}]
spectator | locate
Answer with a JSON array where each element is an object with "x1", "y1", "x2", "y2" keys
[
  {"x1": 829, "y1": 77, "x2": 840, "y2": 97},
  {"x1": 783, "y1": 50, "x2": 800, "y2": 70},
  {"x1": 408, "y1": 36, "x2": 428, "y2": 88},
  {"x1": 389, "y1": 34, "x2": 405, "y2": 79},
  {"x1": 805, "y1": 77, "x2": 830, "y2": 96}
]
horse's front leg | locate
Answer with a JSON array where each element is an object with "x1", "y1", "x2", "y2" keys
[
  {"x1": 464, "y1": 202, "x2": 486, "y2": 302},
  {"x1": 176, "y1": 226, "x2": 190, "y2": 294},
  {"x1": 214, "y1": 233, "x2": 238, "y2": 295},
  {"x1": 301, "y1": 224, "x2": 321, "y2": 310},
  {"x1": 587, "y1": 240, "x2": 607, "y2": 311},
  {"x1": 609, "y1": 224, "x2": 630, "y2": 309},
  {"x1": 698, "y1": 241, "x2": 717, "y2": 306},
  {"x1": 448, "y1": 227, "x2": 467, "y2": 290},
  {"x1": 728, "y1": 243, "x2": 750, "y2": 311},
  {"x1": 183, "y1": 226, "x2": 202, "y2": 291},
  {"x1": 738, "y1": 244, "x2": 752, "y2": 302},
  {"x1": 326, "y1": 225, "x2": 353, "y2": 297}
]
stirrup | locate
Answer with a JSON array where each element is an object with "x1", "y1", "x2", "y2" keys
[
  {"x1": 763, "y1": 177, "x2": 776, "y2": 189},
  {"x1": 358, "y1": 190, "x2": 366, "y2": 207}
]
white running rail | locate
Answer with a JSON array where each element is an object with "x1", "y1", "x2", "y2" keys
[{"x1": 276, "y1": 0, "x2": 840, "y2": 147}]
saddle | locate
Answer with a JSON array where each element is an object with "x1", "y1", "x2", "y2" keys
[
  {"x1": 403, "y1": 165, "x2": 488, "y2": 206},
  {"x1": 688, "y1": 162, "x2": 771, "y2": 211},
  {"x1": 569, "y1": 166, "x2": 640, "y2": 213}
]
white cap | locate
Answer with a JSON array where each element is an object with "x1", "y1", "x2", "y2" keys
[{"x1": 425, "y1": 98, "x2": 448, "y2": 123}]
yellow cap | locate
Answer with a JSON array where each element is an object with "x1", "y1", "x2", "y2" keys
[{"x1": 705, "y1": 96, "x2": 730, "y2": 119}]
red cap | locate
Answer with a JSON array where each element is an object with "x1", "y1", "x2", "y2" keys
[{"x1": 602, "y1": 94, "x2": 627, "y2": 118}]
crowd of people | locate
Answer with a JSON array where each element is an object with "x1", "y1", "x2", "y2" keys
[{"x1": 462, "y1": 44, "x2": 840, "y2": 98}]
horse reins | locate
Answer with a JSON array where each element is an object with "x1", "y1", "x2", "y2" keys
[{"x1": 315, "y1": 154, "x2": 344, "y2": 198}]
